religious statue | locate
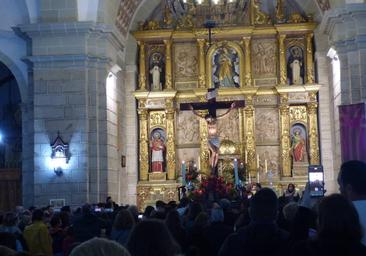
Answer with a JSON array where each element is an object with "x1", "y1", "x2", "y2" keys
[
  {"x1": 218, "y1": 48, "x2": 235, "y2": 87},
  {"x1": 290, "y1": 59, "x2": 303, "y2": 85},
  {"x1": 287, "y1": 46, "x2": 304, "y2": 85},
  {"x1": 150, "y1": 64, "x2": 162, "y2": 91},
  {"x1": 291, "y1": 128, "x2": 306, "y2": 162},
  {"x1": 150, "y1": 131, "x2": 165, "y2": 172}
]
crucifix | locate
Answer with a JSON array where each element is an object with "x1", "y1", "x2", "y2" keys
[{"x1": 180, "y1": 88, "x2": 245, "y2": 176}]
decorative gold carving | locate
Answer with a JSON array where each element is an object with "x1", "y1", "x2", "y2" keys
[
  {"x1": 307, "y1": 102, "x2": 320, "y2": 164},
  {"x1": 137, "y1": 183, "x2": 179, "y2": 212},
  {"x1": 149, "y1": 111, "x2": 166, "y2": 128},
  {"x1": 197, "y1": 39, "x2": 206, "y2": 88},
  {"x1": 278, "y1": 34, "x2": 287, "y2": 85},
  {"x1": 199, "y1": 110, "x2": 210, "y2": 175},
  {"x1": 219, "y1": 139, "x2": 239, "y2": 155},
  {"x1": 242, "y1": 37, "x2": 252, "y2": 87},
  {"x1": 290, "y1": 106, "x2": 307, "y2": 123},
  {"x1": 255, "y1": 108, "x2": 279, "y2": 144},
  {"x1": 164, "y1": 40, "x2": 173, "y2": 90},
  {"x1": 289, "y1": 13, "x2": 306, "y2": 24},
  {"x1": 275, "y1": 0, "x2": 285, "y2": 23},
  {"x1": 138, "y1": 107, "x2": 149, "y2": 181},
  {"x1": 279, "y1": 94, "x2": 291, "y2": 177},
  {"x1": 174, "y1": 43, "x2": 198, "y2": 82},
  {"x1": 306, "y1": 33, "x2": 315, "y2": 84},
  {"x1": 244, "y1": 98, "x2": 256, "y2": 177},
  {"x1": 138, "y1": 41, "x2": 147, "y2": 90},
  {"x1": 251, "y1": 0, "x2": 271, "y2": 25},
  {"x1": 252, "y1": 39, "x2": 277, "y2": 78},
  {"x1": 166, "y1": 104, "x2": 176, "y2": 180},
  {"x1": 146, "y1": 20, "x2": 160, "y2": 30},
  {"x1": 149, "y1": 172, "x2": 167, "y2": 181},
  {"x1": 254, "y1": 95, "x2": 278, "y2": 106}
]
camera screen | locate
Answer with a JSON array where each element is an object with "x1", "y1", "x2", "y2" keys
[{"x1": 309, "y1": 171, "x2": 324, "y2": 197}]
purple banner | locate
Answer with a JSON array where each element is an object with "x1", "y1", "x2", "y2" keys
[{"x1": 339, "y1": 102, "x2": 366, "y2": 162}]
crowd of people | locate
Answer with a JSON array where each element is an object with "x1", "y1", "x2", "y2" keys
[{"x1": 0, "y1": 160, "x2": 365, "y2": 256}]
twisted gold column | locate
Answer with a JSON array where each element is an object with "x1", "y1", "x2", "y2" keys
[
  {"x1": 308, "y1": 96, "x2": 320, "y2": 164},
  {"x1": 306, "y1": 33, "x2": 315, "y2": 84},
  {"x1": 165, "y1": 99, "x2": 176, "y2": 180},
  {"x1": 199, "y1": 110, "x2": 210, "y2": 175},
  {"x1": 164, "y1": 39, "x2": 173, "y2": 90},
  {"x1": 137, "y1": 41, "x2": 147, "y2": 90},
  {"x1": 197, "y1": 39, "x2": 206, "y2": 88},
  {"x1": 138, "y1": 104, "x2": 149, "y2": 181},
  {"x1": 279, "y1": 94, "x2": 291, "y2": 177},
  {"x1": 242, "y1": 37, "x2": 252, "y2": 87},
  {"x1": 278, "y1": 34, "x2": 287, "y2": 85},
  {"x1": 244, "y1": 96, "x2": 256, "y2": 177}
]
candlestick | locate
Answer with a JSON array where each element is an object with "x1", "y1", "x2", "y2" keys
[
  {"x1": 234, "y1": 159, "x2": 239, "y2": 186},
  {"x1": 265, "y1": 159, "x2": 268, "y2": 173},
  {"x1": 245, "y1": 150, "x2": 248, "y2": 164},
  {"x1": 181, "y1": 161, "x2": 186, "y2": 186}
]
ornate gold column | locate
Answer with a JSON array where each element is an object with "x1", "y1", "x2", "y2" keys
[
  {"x1": 138, "y1": 100, "x2": 149, "y2": 181},
  {"x1": 197, "y1": 39, "x2": 206, "y2": 88},
  {"x1": 164, "y1": 39, "x2": 173, "y2": 90},
  {"x1": 137, "y1": 41, "x2": 147, "y2": 90},
  {"x1": 306, "y1": 33, "x2": 315, "y2": 84},
  {"x1": 279, "y1": 94, "x2": 291, "y2": 177},
  {"x1": 243, "y1": 96, "x2": 256, "y2": 177},
  {"x1": 278, "y1": 34, "x2": 287, "y2": 85},
  {"x1": 307, "y1": 93, "x2": 320, "y2": 164},
  {"x1": 165, "y1": 99, "x2": 176, "y2": 180},
  {"x1": 199, "y1": 110, "x2": 210, "y2": 175},
  {"x1": 239, "y1": 108, "x2": 245, "y2": 161},
  {"x1": 242, "y1": 37, "x2": 252, "y2": 87}
]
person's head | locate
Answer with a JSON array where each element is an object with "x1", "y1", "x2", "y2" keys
[
  {"x1": 127, "y1": 205, "x2": 139, "y2": 220},
  {"x1": 178, "y1": 197, "x2": 189, "y2": 208},
  {"x1": 113, "y1": 209, "x2": 135, "y2": 230},
  {"x1": 143, "y1": 206, "x2": 154, "y2": 219},
  {"x1": 210, "y1": 207, "x2": 224, "y2": 223},
  {"x1": 187, "y1": 202, "x2": 203, "y2": 221},
  {"x1": 61, "y1": 205, "x2": 71, "y2": 213},
  {"x1": 3, "y1": 212, "x2": 17, "y2": 227},
  {"x1": 50, "y1": 215, "x2": 61, "y2": 228},
  {"x1": 106, "y1": 196, "x2": 112, "y2": 204},
  {"x1": 338, "y1": 160, "x2": 366, "y2": 200},
  {"x1": 249, "y1": 188, "x2": 278, "y2": 222},
  {"x1": 254, "y1": 183, "x2": 262, "y2": 192},
  {"x1": 70, "y1": 237, "x2": 130, "y2": 256},
  {"x1": 126, "y1": 220, "x2": 180, "y2": 256},
  {"x1": 219, "y1": 198, "x2": 231, "y2": 210},
  {"x1": 165, "y1": 210, "x2": 182, "y2": 229},
  {"x1": 282, "y1": 202, "x2": 298, "y2": 222},
  {"x1": 317, "y1": 194, "x2": 362, "y2": 243},
  {"x1": 81, "y1": 204, "x2": 92, "y2": 216},
  {"x1": 32, "y1": 209, "x2": 44, "y2": 222},
  {"x1": 287, "y1": 183, "x2": 295, "y2": 193},
  {"x1": 155, "y1": 201, "x2": 166, "y2": 212}
]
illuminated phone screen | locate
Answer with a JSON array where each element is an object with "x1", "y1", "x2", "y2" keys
[{"x1": 309, "y1": 170, "x2": 324, "y2": 197}]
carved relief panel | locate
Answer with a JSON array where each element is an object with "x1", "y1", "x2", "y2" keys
[
  {"x1": 177, "y1": 111, "x2": 200, "y2": 145},
  {"x1": 174, "y1": 43, "x2": 198, "y2": 89},
  {"x1": 255, "y1": 108, "x2": 279, "y2": 145},
  {"x1": 217, "y1": 108, "x2": 240, "y2": 142},
  {"x1": 251, "y1": 38, "x2": 277, "y2": 83},
  {"x1": 256, "y1": 145, "x2": 280, "y2": 179}
]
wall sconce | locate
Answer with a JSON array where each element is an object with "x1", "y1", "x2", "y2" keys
[{"x1": 50, "y1": 132, "x2": 70, "y2": 176}]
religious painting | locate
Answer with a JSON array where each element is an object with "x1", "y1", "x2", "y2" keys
[
  {"x1": 290, "y1": 124, "x2": 308, "y2": 163},
  {"x1": 252, "y1": 39, "x2": 277, "y2": 78},
  {"x1": 255, "y1": 108, "x2": 279, "y2": 144},
  {"x1": 217, "y1": 108, "x2": 240, "y2": 142},
  {"x1": 256, "y1": 145, "x2": 280, "y2": 180},
  {"x1": 177, "y1": 111, "x2": 200, "y2": 145},
  {"x1": 150, "y1": 128, "x2": 166, "y2": 173},
  {"x1": 211, "y1": 46, "x2": 240, "y2": 88},
  {"x1": 287, "y1": 46, "x2": 305, "y2": 85},
  {"x1": 148, "y1": 51, "x2": 165, "y2": 91},
  {"x1": 174, "y1": 43, "x2": 198, "y2": 82}
]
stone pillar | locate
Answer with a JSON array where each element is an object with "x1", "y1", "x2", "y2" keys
[
  {"x1": 242, "y1": 37, "x2": 252, "y2": 87},
  {"x1": 138, "y1": 41, "x2": 147, "y2": 91},
  {"x1": 244, "y1": 96, "x2": 256, "y2": 177},
  {"x1": 197, "y1": 39, "x2": 206, "y2": 88},
  {"x1": 308, "y1": 95, "x2": 320, "y2": 165},
  {"x1": 164, "y1": 39, "x2": 173, "y2": 90},
  {"x1": 278, "y1": 34, "x2": 287, "y2": 85},
  {"x1": 279, "y1": 94, "x2": 291, "y2": 177},
  {"x1": 306, "y1": 33, "x2": 315, "y2": 84},
  {"x1": 165, "y1": 99, "x2": 176, "y2": 180},
  {"x1": 137, "y1": 103, "x2": 149, "y2": 181}
]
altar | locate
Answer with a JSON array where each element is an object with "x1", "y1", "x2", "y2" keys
[{"x1": 133, "y1": 0, "x2": 320, "y2": 211}]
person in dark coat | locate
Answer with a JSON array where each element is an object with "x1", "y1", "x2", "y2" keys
[
  {"x1": 73, "y1": 204, "x2": 104, "y2": 243},
  {"x1": 219, "y1": 188, "x2": 289, "y2": 256}
]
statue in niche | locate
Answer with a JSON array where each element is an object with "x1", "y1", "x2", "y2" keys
[
  {"x1": 149, "y1": 52, "x2": 164, "y2": 91},
  {"x1": 290, "y1": 125, "x2": 308, "y2": 162},
  {"x1": 287, "y1": 46, "x2": 304, "y2": 85},
  {"x1": 150, "y1": 129, "x2": 166, "y2": 172},
  {"x1": 212, "y1": 46, "x2": 239, "y2": 88}
]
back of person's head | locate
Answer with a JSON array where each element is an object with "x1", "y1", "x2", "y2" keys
[
  {"x1": 210, "y1": 207, "x2": 224, "y2": 223},
  {"x1": 0, "y1": 245, "x2": 17, "y2": 256},
  {"x1": 113, "y1": 209, "x2": 135, "y2": 230},
  {"x1": 249, "y1": 188, "x2": 278, "y2": 222},
  {"x1": 126, "y1": 219, "x2": 180, "y2": 256},
  {"x1": 318, "y1": 194, "x2": 362, "y2": 242},
  {"x1": 70, "y1": 237, "x2": 130, "y2": 256},
  {"x1": 219, "y1": 198, "x2": 231, "y2": 210},
  {"x1": 187, "y1": 202, "x2": 203, "y2": 221},
  {"x1": 32, "y1": 209, "x2": 44, "y2": 222},
  {"x1": 178, "y1": 197, "x2": 189, "y2": 208},
  {"x1": 127, "y1": 205, "x2": 139, "y2": 220},
  {"x1": 338, "y1": 160, "x2": 366, "y2": 198},
  {"x1": 50, "y1": 214, "x2": 61, "y2": 228},
  {"x1": 165, "y1": 210, "x2": 181, "y2": 229},
  {"x1": 3, "y1": 212, "x2": 17, "y2": 227},
  {"x1": 282, "y1": 202, "x2": 299, "y2": 222},
  {"x1": 61, "y1": 205, "x2": 71, "y2": 213},
  {"x1": 155, "y1": 200, "x2": 166, "y2": 210},
  {"x1": 289, "y1": 206, "x2": 317, "y2": 241},
  {"x1": 193, "y1": 212, "x2": 209, "y2": 229},
  {"x1": 143, "y1": 206, "x2": 154, "y2": 218},
  {"x1": 81, "y1": 204, "x2": 92, "y2": 216}
]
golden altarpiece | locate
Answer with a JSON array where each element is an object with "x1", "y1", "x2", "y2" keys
[{"x1": 133, "y1": 0, "x2": 320, "y2": 210}]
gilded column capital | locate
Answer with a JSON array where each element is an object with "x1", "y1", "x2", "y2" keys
[{"x1": 164, "y1": 39, "x2": 173, "y2": 90}]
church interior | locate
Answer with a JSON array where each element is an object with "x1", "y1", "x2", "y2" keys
[{"x1": 0, "y1": 0, "x2": 365, "y2": 212}]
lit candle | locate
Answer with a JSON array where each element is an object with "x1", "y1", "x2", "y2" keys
[
  {"x1": 245, "y1": 150, "x2": 248, "y2": 164},
  {"x1": 234, "y1": 159, "x2": 239, "y2": 186},
  {"x1": 182, "y1": 161, "x2": 186, "y2": 186},
  {"x1": 256, "y1": 154, "x2": 260, "y2": 168},
  {"x1": 257, "y1": 171, "x2": 260, "y2": 183},
  {"x1": 265, "y1": 159, "x2": 268, "y2": 173}
]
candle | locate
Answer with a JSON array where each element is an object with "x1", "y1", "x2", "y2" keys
[
  {"x1": 234, "y1": 159, "x2": 239, "y2": 186},
  {"x1": 257, "y1": 171, "x2": 260, "y2": 183},
  {"x1": 265, "y1": 159, "x2": 268, "y2": 173},
  {"x1": 245, "y1": 150, "x2": 248, "y2": 164},
  {"x1": 248, "y1": 174, "x2": 251, "y2": 184},
  {"x1": 181, "y1": 161, "x2": 186, "y2": 186},
  {"x1": 197, "y1": 156, "x2": 200, "y2": 170},
  {"x1": 256, "y1": 154, "x2": 260, "y2": 169}
]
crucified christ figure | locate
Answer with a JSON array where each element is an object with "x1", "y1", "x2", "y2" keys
[{"x1": 180, "y1": 88, "x2": 245, "y2": 176}]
